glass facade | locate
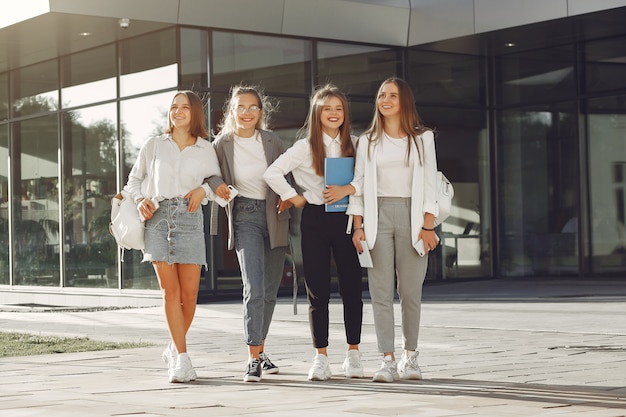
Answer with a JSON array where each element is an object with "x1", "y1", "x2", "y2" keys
[{"x1": 1, "y1": 10, "x2": 626, "y2": 301}]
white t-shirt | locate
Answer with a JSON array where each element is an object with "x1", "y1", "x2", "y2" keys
[
  {"x1": 233, "y1": 131, "x2": 268, "y2": 200},
  {"x1": 376, "y1": 133, "x2": 413, "y2": 197}
]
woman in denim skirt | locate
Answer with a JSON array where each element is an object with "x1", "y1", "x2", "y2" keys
[
  {"x1": 206, "y1": 85, "x2": 291, "y2": 382},
  {"x1": 125, "y1": 91, "x2": 221, "y2": 383}
]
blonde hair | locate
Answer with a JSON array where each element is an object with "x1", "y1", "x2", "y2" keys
[{"x1": 216, "y1": 84, "x2": 276, "y2": 136}]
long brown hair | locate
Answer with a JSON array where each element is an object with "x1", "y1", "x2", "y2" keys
[
  {"x1": 363, "y1": 77, "x2": 431, "y2": 164},
  {"x1": 298, "y1": 84, "x2": 355, "y2": 176},
  {"x1": 165, "y1": 90, "x2": 209, "y2": 138}
]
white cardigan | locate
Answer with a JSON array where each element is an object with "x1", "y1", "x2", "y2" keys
[{"x1": 346, "y1": 130, "x2": 439, "y2": 252}]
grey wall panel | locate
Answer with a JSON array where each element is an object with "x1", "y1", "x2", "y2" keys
[
  {"x1": 178, "y1": 0, "x2": 286, "y2": 33},
  {"x1": 408, "y1": 0, "x2": 475, "y2": 45},
  {"x1": 282, "y1": 0, "x2": 409, "y2": 46},
  {"x1": 568, "y1": 0, "x2": 626, "y2": 15},
  {"x1": 475, "y1": 0, "x2": 567, "y2": 33},
  {"x1": 50, "y1": 0, "x2": 179, "y2": 23}
]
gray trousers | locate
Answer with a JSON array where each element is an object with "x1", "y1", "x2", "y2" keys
[{"x1": 368, "y1": 197, "x2": 428, "y2": 353}]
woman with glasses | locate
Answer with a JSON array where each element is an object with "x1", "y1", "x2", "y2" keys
[{"x1": 206, "y1": 85, "x2": 292, "y2": 382}]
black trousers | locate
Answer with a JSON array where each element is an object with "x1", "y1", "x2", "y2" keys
[{"x1": 300, "y1": 203, "x2": 363, "y2": 348}]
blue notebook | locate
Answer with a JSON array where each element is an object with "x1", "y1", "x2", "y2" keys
[{"x1": 324, "y1": 157, "x2": 354, "y2": 212}]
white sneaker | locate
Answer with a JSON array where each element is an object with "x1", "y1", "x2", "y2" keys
[
  {"x1": 169, "y1": 353, "x2": 196, "y2": 383},
  {"x1": 342, "y1": 350, "x2": 364, "y2": 378},
  {"x1": 308, "y1": 353, "x2": 332, "y2": 381},
  {"x1": 372, "y1": 355, "x2": 399, "y2": 383},
  {"x1": 397, "y1": 350, "x2": 422, "y2": 380},
  {"x1": 161, "y1": 341, "x2": 176, "y2": 371}
]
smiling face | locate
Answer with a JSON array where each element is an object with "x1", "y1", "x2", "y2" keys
[
  {"x1": 232, "y1": 93, "x2": 262, "y2": 137},
  {"x1": 169, "y1": 93, "x2": 192, "y2": 132},
  {"x1": 319, "y1": 95, "x2": 344, "y2": 137},
  {"x1": 377, "y1": 81, "x2": 401, "y2": 119}
]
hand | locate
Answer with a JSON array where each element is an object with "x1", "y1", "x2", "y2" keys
[
  {"x1": 184, "y1": 187, "x2": 205, "y2": 212},
  {"x1": 419, "y1": 229, "x2": 439, "y2": 253},
  {"x1": 323, "y1": 184, "x2": 349, "y2": 205},
  {"x1": 352, "y1": 229, "x2": 365, "y2": 252},
  {"x1": 290, "y1": 195, "x2": 307, "y2": 208},
  {"x1": 216, "y1": 183, "x2": 231, "y2": 201},
  {"x1": 137, "y1": 198, "x2": 157, "y2": 221},
  {"x1": 277, "y1": 198, "x2": 293, "y2": 214}
]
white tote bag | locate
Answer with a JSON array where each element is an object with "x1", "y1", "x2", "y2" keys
[{"x1": 109, "y1": 139, "x2": 158, "y2": 251}]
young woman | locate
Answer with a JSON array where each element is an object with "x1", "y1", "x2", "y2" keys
[
  {"x1": 125, "y1": 90, "x2": 221, "y2": 383},
  {"x1": 348, "y1": 77, "x2": 440, "y2": 382},
  {"x1": 264, "y1": 84, "x2": 364, "y2": 381},
  {"x1": 205, "y1": 85, "x2": 291, "y2": 383}
]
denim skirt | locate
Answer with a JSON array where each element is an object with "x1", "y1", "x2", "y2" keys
[{"x1": 143, "y1": 197, "x2": 206, "y2": 266}]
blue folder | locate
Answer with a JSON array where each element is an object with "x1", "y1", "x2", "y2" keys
[{"x1": 324, "y1": 157, "x2": 354, "y2": 212}]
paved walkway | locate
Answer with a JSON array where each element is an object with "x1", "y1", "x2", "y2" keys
[{"x1": 1, "y1": 278, "x2": 626, "y2": 416}]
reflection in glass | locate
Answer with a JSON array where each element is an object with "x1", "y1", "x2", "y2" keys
[
  {"x1": 181, "y1": 27, "x2": 209, "y2": 91},
  {"x1": 408, "y1": 50, "x2": 484, "y2": 106},
  {"x1": 497, "y1": 46, "x2": 575, "y2": 106},
  {"x1": 63, "y1": 104, "x2": 118, "y2": 288},
  {"x1": 212, "y1": 32, "x2": 311, "y2": 94},
  {"x1": 11, "y1": 60, "x2": 58, "y2": 118},
  {"x1": 587, "y1": 96, "x2": 626, "y2": 273},
  {"x1": 61, "y1": 45, "x2": 117, "y2": 108},
  {"x1": 0, "y1": 125, "x2": 7, "y2": 284},
  {"x1": 12, "y1": 115, "x2": 60, "y2": 286},
  {"x1": 0, "y1": 72, "x2": 8, "y2": 121},
  {"x1": 498, "y1": 103, "x2": 579, "y2": 276},
  {"x1": 318, "y1": 42, "x2": 400, "y2": 96},
  {"x1": 585, "y1": 36, "x2": 626, "y2": 93},
  {"x1": 120, "y1": 29, "x2": 177, "y2": 97}
]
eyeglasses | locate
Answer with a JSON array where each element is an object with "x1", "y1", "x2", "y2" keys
[{"x1": 234, "y1": 106, "x2": 261, "y2": 114}]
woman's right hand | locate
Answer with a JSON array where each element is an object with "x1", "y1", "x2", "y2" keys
[
  {"x1": 352, "y1": 229, "x2": 365, "y2": 253},
  {"x1": 137, "y1": 198, "x2": 157, "y2": 221}
]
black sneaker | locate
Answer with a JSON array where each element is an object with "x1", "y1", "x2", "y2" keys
[
  {"x1": 243, "y1": 358, "x2": 262, "y2": 382},
  {"x1": 259, "y1": 352, "x2": 279, "y2": 375}
]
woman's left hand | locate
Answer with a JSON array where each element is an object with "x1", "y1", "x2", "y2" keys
[
  {"x1": 184, "y1": 187, "x2": 206, "y2": 212},
  {"x1": 323, "y1": 184, "x2": 352, "y2": 205},
  {"x1": 419, "y1": 229, "x2": 439, "y2": 253}
]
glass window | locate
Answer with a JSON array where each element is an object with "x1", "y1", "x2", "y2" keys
[
  {"x1": 408, "y1": 50, "x2": 485, "y2": 107},
  {"x1": 587, "y1": 96, "x2": 626, "y2": 274},
  {"x1": 11, "y1": 115, "x2": 60, "y2": 286},
  {"x1": 62, "y1": 104, "x2": 118, "y2": 288},
  {"x1": 119, "y1": 92, "x2": 175, "y2": 290},
  {"x1": 11, "y1": 60, "x2": 59, "y2": 118},
  {"x1": 317, "y1": 42, "x2": 401, "y2": 96},
  {"x1": 0, "y1": 72, "x2": 7, "y2": 121},
  {"x1": 181, "y1": 28, "x2": 209, "y2": 91},
  {"x1": 497, "y1": 102, "x2": 579, "y2": 277},
  {"x1": 0, "y1": 124, "x2": 7, "y2": 284},
  {"x1": 212, "y1": 32, "x2": 312, "y2": 94},
  {"x1": 61, "y1": 44, "x2": 117, "y2": 108},
  {"x1": 119, "y1": 29, "x2": 177, "y2": 97},
  {"x1": 585, "y1": 36, "x2": 626, "y2": 93},
  {"x1": 420, "y1": 106, "x2": 490, "y2": 279},
  {"x1": 497, "y1": 46, "x2": 575, "y2": 106}
]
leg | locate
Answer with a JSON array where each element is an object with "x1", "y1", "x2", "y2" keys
[
  {"x1": 261, "y1": 241, "x2": 287, "y2": 341},
  {"x1": 301, "y1": 205, "x2": 332, "y2": 350},
  {"x1": 329, "y1": 213, "x2": 363, "y2": 347},
  {"x1": 153, "y1": 262, "x2": 187, "y2": 353},
  {"x1": 368, "y1": 199, "x2": 398, "y2": 356}
]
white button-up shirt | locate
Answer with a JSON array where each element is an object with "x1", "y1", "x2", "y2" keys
[
  {"x1": 264, "y1": 132, "x2": 358, "y2": 205},
  {"x1": 125, "y1": 135, "x2": 220, "y2": 205}
]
